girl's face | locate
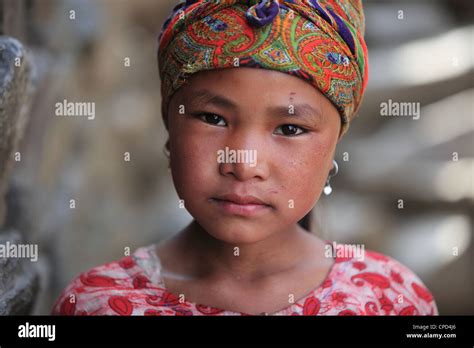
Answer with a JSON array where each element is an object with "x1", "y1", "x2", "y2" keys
[{"x1": 167, "y1": 67, "x2": 341, "y2": 244}]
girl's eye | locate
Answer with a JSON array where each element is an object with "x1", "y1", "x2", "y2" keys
[
  {"x1": 274, "y1": 124, "x2": 307, "y2": 136},
  {"x1": 194, "y1": 113, "x2": 227, "y2": 127}
]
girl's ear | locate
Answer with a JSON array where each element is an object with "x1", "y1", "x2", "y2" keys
[
  {"x1": 163, "y1": 138, "x2": 170, "y2": 159},
  {"x1": 163, "y1": 111, "x2": 169, "y2": 131}
]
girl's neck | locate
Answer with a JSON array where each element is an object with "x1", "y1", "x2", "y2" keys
[{"x1": 181, "y1": 219, "x2": 321, "y2": 283}]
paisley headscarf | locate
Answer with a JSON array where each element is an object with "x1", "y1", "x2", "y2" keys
[{"x1": 158, "y1": 0, "x2": 368, "y2": 138}]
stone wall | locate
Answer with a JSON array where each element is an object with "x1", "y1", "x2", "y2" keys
[{"x1": 0, "y1": 36, "x2": 38, "y2": 314}]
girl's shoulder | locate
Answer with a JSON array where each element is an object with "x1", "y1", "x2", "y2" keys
[
  {"x1": 51, "y1": 244, "x2": 168, "y2": 315},
  {"x1": 325, "y1": 245, "x2": 439, "y2": 315}
]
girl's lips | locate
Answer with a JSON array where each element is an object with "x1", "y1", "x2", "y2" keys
[
  {"x1": 209, "y1": 198, "x2": 272, "y2": 217},
  {"x1": 213, "y1": 193, "x2": 269, "y2": 205}
]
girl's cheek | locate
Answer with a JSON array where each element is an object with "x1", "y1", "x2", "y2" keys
[
  {"x1": 172, "y1": 133, "x2": 219, "y2": 186},
  {"x1": 187, "y1": 136, "x2": 220, "y2": 166},
  {"x1": 281, "y1": 146, "x2": 329, "y2": 194}
]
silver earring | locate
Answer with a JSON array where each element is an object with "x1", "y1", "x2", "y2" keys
[{"x1": 323, "y1": 160, "x2": 339, "y2": 196}]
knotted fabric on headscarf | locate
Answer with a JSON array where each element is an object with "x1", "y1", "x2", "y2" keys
[{"x1": 158, "y1": 0, "x2": 369, "y2": 138}]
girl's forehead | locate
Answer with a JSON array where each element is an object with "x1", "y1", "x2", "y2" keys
[{"x1": 180, "y1": 68, "x2": 325, "y2": 103}]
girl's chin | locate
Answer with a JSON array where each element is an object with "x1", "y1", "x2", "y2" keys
[{"x1": 204, "y1": 224, "x2": 273, "y2": 244}]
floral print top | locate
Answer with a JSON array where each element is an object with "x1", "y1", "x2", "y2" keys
[{"x1": 52, "y1": 242, "x2": 438, "y2": 316}]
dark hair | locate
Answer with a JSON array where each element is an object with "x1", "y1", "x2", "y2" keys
[{"x1": 298, "y1": 211, "x2": 312, "y2": 232}]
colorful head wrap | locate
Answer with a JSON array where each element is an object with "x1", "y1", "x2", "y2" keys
[{"x1": 158, "y1": 0, "x2": 369, "y2": 138}]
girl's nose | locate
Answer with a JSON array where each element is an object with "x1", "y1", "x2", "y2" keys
[{"x1": 218, "y1": 143, "x2": 269, "y2": 182}]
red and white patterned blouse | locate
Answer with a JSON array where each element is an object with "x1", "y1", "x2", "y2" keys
[{"x1": 52, "y1": 242, "x2": 438, "y2": 316}]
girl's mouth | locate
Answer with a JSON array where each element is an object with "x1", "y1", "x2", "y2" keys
[{"x1": 209, "y1": 197, "x2": 272, "y2": 217}]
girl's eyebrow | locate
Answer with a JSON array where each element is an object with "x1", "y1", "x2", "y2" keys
[
  {"x1": 188, "y1": 89, "x2": 238, "y2": 111},
  {"x1": 267, "y1": 104, "x2": 323, "y2": 123},
  {"x1": 187, "y1": 88, "x2": 323, "y2": 122}
]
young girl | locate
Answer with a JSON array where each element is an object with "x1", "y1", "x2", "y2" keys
[{"x1": 52, "y1": 0, "x2": 438, "y2": 316}]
